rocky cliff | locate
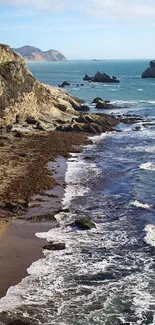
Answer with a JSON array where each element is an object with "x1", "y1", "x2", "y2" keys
[
  {"x1": 12, "y1": 45, "x2": 67, "y2": 62},
  {"x1": 142, "y1": 60, "x2": 155, "y2": 78},
  {"x1": 0, "y1": 44, "x2": 118, "y2": 133}
]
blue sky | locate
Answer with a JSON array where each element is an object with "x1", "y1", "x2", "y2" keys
[{"x1": 0, "y1": 0, "x2": 155, "y2": 59}]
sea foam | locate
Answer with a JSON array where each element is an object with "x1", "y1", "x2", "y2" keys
[
  {"x1": 140, "y1": 162, "x2": 155, "y2": 171},
  {"x1": 144, "y1": 224, "x2": 155, "y2": 247}
]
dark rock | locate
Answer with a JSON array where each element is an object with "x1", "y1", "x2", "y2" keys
[
  {"x1": 94, "y1": 71, "x2": 120, "y2": 83},
  {"x1": 0, "y1": 201, "x2": 28, "y2": 213},
  {"x1": 6, "y1": 124, "x2": 13, "y2": 132},
  {"x1": 72, "y1": 218, "x2": 96, "y2": 230},
  {"x1": 150, "y1": 60, "x2": 155, "y2": 68},
  {"x1": 56, "y1": 208, "x2": 70, "y2": 213},
  {"x1": 13, "y1": 130, "x2": 23, "y2": 138},
  {"x1": 35, "y1": 122, "x2": 45, "y2": 131},
  {"x1": 120, "y1": 117, "x2": 140, "y2": 124},
  {"x1": 92, "y1": 97, "x2": 113, "y2": 109},
  {"x1": 43, "y1": 242, "x2": 66, "y2": 250},
  {"x1": 15, "y1": 114, "x2": 22, "y2": 124},
  {"x1": 84, "y1": 71, "x2": 119, "y2": 83},
  {"x1": 96, "y1": 100, "x2": 113, "y2": 109},
  {"x1": 83, "y1": 74, "x2": 93, "y2": 81},
  {"x1": 133, "y1": 126, "x2": 141, "y2": 131},
  {"x1": 80, "y1": 84, "x2": 84, "y2": 86},
  {"x1": 0, "y1": 140, "x2": 5, "y2": 147},
  {"x1": 76, "y1": 84, "x2": 79, "y2": 87},
  {"x1": 142, "y1": 60, "x2": 155, "y2": 78},
  {"x1": 58, "y1": 81, "x2": 70, "y2": 87},
  {"x1": 7, "y1": 320, "x2": 30, "y2": 325},
  {"x1": 27, "y1": 213, "x2": 59, "y2": 223},
  {"x1": 20, "y1": 152, "x2": 33, "y2": 158},
  {"x1": 25, "y1": 116, "x2": 37, "y2": 125},
  {"x1": 92, "y1": 97, "x2": 103, "y2": 103},
  {"x1": 79, "y1": 104, "x2": 90, "y2": 111},
  {"x1": 58, "y1": 104, "x2": 67, "y2": 111},
  {"x1": 83, "y1": 156, "x2": 95, "y2": 161},
  {"x1": 56, "y1": 125, "x2": 73, "y2": 132}
]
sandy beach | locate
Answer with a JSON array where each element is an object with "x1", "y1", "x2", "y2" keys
[{"x1": 0, "y1": 130, "x2": 88, "y2": 298}]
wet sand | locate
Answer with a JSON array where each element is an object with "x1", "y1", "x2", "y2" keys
[{"x1": 0, "y1": 130, "x2": 89, "y2": 298}]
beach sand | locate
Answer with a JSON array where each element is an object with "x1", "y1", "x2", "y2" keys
[{"x1": 0, "y1": 130, "x2": 88, "y2": 298}]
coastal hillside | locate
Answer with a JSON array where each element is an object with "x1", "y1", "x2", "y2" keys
[
  {"x1": 12, "y1": 45, "x2": 67, "y2": 62},
  {"x1": 0, "y1": 44, "x2": 117, "y2": 133}
]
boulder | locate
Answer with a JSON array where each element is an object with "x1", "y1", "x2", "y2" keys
[
  {"x1": 72, "y1": 218, "x2": 96, "y2": 230},
  {"x1": 142, "y1": 61, "x2": 155, "y2": 78},
  {"x1": 43, "y1": 242, "x2": 66, "y2": 250}
]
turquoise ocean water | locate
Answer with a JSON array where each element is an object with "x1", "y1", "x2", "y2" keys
[{"x1": 0, "y1": 60, "x2": 155, "y2": 325}]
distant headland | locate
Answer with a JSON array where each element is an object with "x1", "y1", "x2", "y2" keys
[{"x1": 12, "y1": 45, "x2": 67, "y2": 62}]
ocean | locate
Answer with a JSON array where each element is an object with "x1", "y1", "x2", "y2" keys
[{"x1": 0, "y1": 60, "x2": 155, "y2": 325}]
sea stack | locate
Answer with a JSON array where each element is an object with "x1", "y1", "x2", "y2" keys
[{"x1": 142, "y1": 60, "x2": 155, "y2": 78}]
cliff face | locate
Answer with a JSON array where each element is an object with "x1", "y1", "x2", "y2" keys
[
  {"x1": 12, "y1": 45, "x2": 67, "y2": 62},
  {"x1": 0, "y1": 45, "x2": 118, "y2": 133},
  {"x1": 0, "y1": 45, "x2": 80, "y2": 128}
]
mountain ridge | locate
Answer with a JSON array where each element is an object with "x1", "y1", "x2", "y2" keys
[{"x1": 12, "y1": 45, "x2": 67, "y2": 62}]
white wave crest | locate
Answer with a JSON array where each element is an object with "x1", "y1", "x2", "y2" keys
[
  {"x1": 144, "y1": 224, "x2": 155, "y2": 247},
  {"x1": 131, "y1": 200, "x2": 152, "y2": 210},
  {"x1": 140, "y1": 162, "x2": 155, "y2": 171}
]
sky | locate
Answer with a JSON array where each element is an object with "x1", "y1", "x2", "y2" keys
[{"x1": 0, "y1": 0, "x2": 154, "y2": 59}]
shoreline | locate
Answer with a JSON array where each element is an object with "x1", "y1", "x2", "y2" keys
[{"x1": 0, "y1": 130, "x2": 88, "y2": 298}]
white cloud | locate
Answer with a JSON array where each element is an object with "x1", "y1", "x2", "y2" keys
[
  {"x1": 1, "y1": 0, "x2": 155, "y2": 19},
  {"x1": 84, "y1": 0, "x2": 155, "y2": 19}
]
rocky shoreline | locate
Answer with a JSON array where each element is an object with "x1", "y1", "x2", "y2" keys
[
  {"x1": 0, "y1": 44, "x2": 143, "y2": 314},
  {"x1": 0, "y1": 130, "x2": 90, "y2": 301}
]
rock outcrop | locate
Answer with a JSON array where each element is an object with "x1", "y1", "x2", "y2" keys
[
  {"x1": 12, "y1": 45, "x2": 67, "y2": 62},
  {"x1": 92, "y1": 97, "x2": 113, "y2": 109},
  {"x1": 0, "y1": 45, "x2": 80, "y2": 128},
  {"x1": 71, "y1": 218, "x2": 96, "y2": 230},
  {"x1": 142, "y1": 60, "x2": 155, "y2": 78},
  {"x1": 83, "y1": 71, "x2": 120, "y2": 83},
  {"x1": 0, "y1": 45, "x2": 119, "y2": 133}
]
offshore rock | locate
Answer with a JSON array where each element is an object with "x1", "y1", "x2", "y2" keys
[
  {"x1": 142, "y1": 60, "x2": 155, "y2": 78},
  {"x1": 83, "y1": 74, "x2": 93, "y2": 81},
  {"x1": 83, "y1": 71, "x2": 120, "y2": 83},
  {"x1": 58, "y1": 81, "x2": 70, "y2": 88}
]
